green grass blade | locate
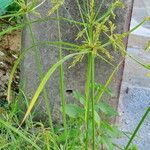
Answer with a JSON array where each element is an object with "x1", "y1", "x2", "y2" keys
[
  {"x1": 126, "y1": 53, "x2": 150, "y2": 71},
  {"x1": 76, "y1": 0, "x2": 90, "y2": 41},
  {"x1": 0, "y1": 12, "x2": 25, "y2": 19},
  {"x1": 0, "y1": 143, "x2": 11, "y2": 149},
  {"x1": 57, "y1": 8, "x2": 67, "y2": 137},
  {"x1": 125, "y1": 107, "x2": 150, "y2": 150},
  {"x1": 96, "y1": 53, "x2": 115, "y2": 67},
  {"x1": 96, "y1": 4, "x2": 112, "y2": 22},
  {"x1": 0, "y1": 119, "x2": 42, "y2": 150},
  {"x1": 62, "y1": 3, "x2": 87, "y2": 40},
  {"x1": 21, "y1": 51, "x2": 89, "y2": 125},
  {"x1": 95, "y1": 61, "x2": 123, "y2": 102},
  {"x1": 0, "y1": 16, "x2": 86, "y2": 37},
  {"x1": 127, "y1": 19, "x2": 146, "y2": 34},
  {"x1": 94, "y1": 0, "x2": 105, "y2": 20},
  {"x1": 7, "y1": 41, "x2": 80, "y2": 103},
  {"x1": 0, "y1": 24, "x2": 24, "y2": 37},
  {"x1": 26, "y1": 16, "x2": 56, "y2": 143}
]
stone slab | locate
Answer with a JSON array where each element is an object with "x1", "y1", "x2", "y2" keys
[
  {"x1": 117, "y1": 47, "x2": 150, "y2": 149},
  {"x1": 21, "y1": 0, "x2": 133, "y2": 122},
  {"x1": 117, "y1": 0, "x2": 150, "y2": 148},
  {"x1": 122, "y1": 47, "x2": 150, "y2": 87}
]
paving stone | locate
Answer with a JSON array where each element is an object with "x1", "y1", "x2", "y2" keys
[
  {"x1": 117, "y1": 85, "x2": 150, "y2": 149},
  {"x1": 117, "y1": 0, "x2": 150, "y2": 149}
]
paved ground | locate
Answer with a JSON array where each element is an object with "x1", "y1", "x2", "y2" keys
[{"x1": 117, "y1": 0, "x2": 150, "y2": 149}]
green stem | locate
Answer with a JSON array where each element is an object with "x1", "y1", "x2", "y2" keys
[
  {"x1": 56, "y1": 9, "x2": 67, "y2": 137},
  {"x1": 26, "y1": 16, "x2": 54, "y2": 133},
  {"x1": 85, "y1": 53, "x2": 92, "y2": 150},
  {"x1": 89, "y1": 1, "x2": 95, "y2": 149},
  {"x1": 125, "y1": 107, "x2": 150, "y2": 150},
  {"x1": 91, "y1": 52, "x2": 95, "y2": 150}
]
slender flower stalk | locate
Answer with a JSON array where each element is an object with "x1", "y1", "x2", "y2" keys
[
  {"x1": 91, "y1": 51, "x2": 95, "y2": 150},
  {"x1": 85, "y1": 54, "x2": 92, "y2": 150}
]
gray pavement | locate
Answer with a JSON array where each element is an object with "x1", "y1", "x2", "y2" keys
[
  {"x1": 117, "y1": 48, "x2": 150, "y2": 149},
  {"x1": 117, "y1": 0, "x2": 150, "y2": 149}
]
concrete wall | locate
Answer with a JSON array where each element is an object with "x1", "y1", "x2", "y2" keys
[{"x1": 21, "y1": 0, "x2": 133, "y2": 122}]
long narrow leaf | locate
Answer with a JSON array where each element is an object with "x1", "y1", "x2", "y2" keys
[
  {"x1": 21, "y1": 51, "x2": 89, "y2": 125},
  {"x1": 0, "y1": 16, "x2": 86, "y2": 37},
  {"x1": 127, "y1": 53, "x2": 150, "y2": 70},
  {"x1": 94, "y1": 0, "x2": 105, "y2": 20},
  {"x1": 125, "y1": 107, "x2": 150, "y2": 150},
  {"x1": 95, "y1": 61, "x2": 123, "y2": 102},
  {"x1": 7, "y1": 41, "x2": 80, "y2": 103}
]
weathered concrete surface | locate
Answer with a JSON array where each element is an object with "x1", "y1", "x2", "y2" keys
[
  {"x1": 128, "y1": 0, "x2": 150, "y2": 48},
  {"x1": 117, "y1": 48, "x2": 150, "y2": 149},
  {"x1": 21, "y1": 0, "x2": 133, "y2": 122},
  {"x1": 117, "y1": 0, "x2": 150, "y2": 149}
]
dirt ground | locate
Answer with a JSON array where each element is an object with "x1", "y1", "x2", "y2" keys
[{"x1": 0, "y1": 30, "x2": 21, "y2": 100}]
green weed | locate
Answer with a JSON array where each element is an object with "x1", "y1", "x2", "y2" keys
[{"x1": 0, "y1": 0, "x2": 149, "y2": 150}]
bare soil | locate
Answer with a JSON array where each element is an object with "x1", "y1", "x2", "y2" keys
[{"x1": 0, "y1": 30, "x2": 21, "y2": 100}]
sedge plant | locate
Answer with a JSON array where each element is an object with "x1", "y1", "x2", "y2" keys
[{"x1": 0, "y1": 0, "x2": 150, "y2": 149}]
